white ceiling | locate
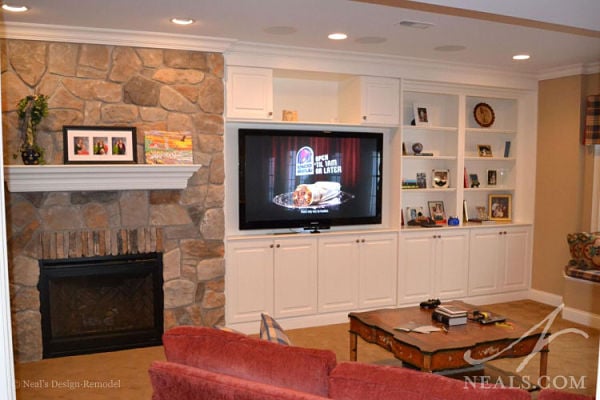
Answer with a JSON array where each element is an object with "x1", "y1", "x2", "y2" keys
[{"x1": 1, "y1": 0, "x2": 599, "y2": 76}]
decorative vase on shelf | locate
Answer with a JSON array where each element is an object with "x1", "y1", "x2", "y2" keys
[
  {"x1": 15, "y1": 94, "x2": 49, "y2": 165},
  {"x1": 20, "y1": 147, "x2": 42, "y2": 165}
]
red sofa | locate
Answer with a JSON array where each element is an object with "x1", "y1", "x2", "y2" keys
[{"x1": 149, "y1": 326, "x2": 532, "y2": 400}]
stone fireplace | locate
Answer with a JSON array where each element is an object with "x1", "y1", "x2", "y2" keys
[{"x1": 2, "y1": 39, "x2": 226, "y2": 362}]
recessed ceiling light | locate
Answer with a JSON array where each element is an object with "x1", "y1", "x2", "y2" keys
[
  {"x1": 170, "y1": 18, "x2": 195, "y2": 25},
  {"x1": 328, "y1": 33, "x2": 348, "y2": 40},
  {"x1": 513, "y1": 54, "x2": 531, "y2": 60},
  {"x1": 2, "y1": 4, "x2": 29, "y2": 12},
  {"x1": 434, "y1": 45, "x2": 466, "y2": 52},
  {"x1": 397, "y1": 20, "x2": 434, "y2": 29},
  {"x1": 264, "y1": 26, "x2": 297, "y2": 35},
  {"x1": 355, "y1": 36, "x2": 387, "y2": 45}
]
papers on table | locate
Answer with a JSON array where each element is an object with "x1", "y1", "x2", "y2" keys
[{"x1": 394, "y1": 324, "x2": 441, "y2": 334}]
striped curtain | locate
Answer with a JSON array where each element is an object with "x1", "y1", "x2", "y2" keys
[{"x1": 584, "y1": 94, "x2": 600, "y2": 145}]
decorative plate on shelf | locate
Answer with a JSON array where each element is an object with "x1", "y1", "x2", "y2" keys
[{"x1": 473, "y1": 102, "x2": 495, "y2": 128}]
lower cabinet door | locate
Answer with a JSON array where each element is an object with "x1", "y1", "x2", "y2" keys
[
  {"x1": 226, "y1": 239, "x2": 274, "y2": 323},
  {"x1": 318, "y1": 236, "x2": 360, "y2": 313},
  {"x1": 274, "y1": 238, "x2": 318, "y2": 318}
]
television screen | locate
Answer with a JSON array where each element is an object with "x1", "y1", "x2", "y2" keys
[{"x1": 238, "y1": 128, "x2": 383, "y2": 230}]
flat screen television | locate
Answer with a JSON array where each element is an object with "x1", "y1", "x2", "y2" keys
[{"x1": 238, "y1": 128, "x2": 383, "y2": 231}]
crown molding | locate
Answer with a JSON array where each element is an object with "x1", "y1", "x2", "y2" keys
[
  {"x1": 0, "y1": 22, "x2": 236, "y2": 53},
  {"x1": 538, "y1": 62, "x2": 600, "y2": 81},
  {"x1": 226, "y1": 41, "x2": 539, "y2": 90}
]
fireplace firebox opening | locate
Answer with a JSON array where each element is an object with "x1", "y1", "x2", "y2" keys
[{"x1": 38, "y1": 252, "x2": 164, "y2": 358}]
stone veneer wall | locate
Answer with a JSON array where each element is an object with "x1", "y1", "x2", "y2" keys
[{"x1": 1, "y1": 39, "x2": 225, "y2": 362}]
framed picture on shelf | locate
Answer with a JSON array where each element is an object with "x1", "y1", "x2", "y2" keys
[
  {"x1": 416, "y1": 172, "x2": 427, "y2": 188},
  {"x1": 63, "y1": 125, "x2": 137, "y2": 164},
  {"x1": 413, "y1": 104, "x2": 431, "y2": 127},
  {"x1": 405, "y1": 206, "x2": 425, "y2": 222},
  {"x1": 432, "y1": 169, "x2": 449, "y2": 189},
  {"x1": 487, "y1": 169, "x2": 497, "y2": 186},
  {"x1": 428, "y1": 201, "x2": 446, "y2": 222},
  {"x1": 488, "y1": 194, "x2": 512, "y2": 221},
  {"x1": 469, "y1": 173, "x2": 480, "y2": 188},
  {"x1": 477, "y1": 144, "x2": 493, "y2": 157}
]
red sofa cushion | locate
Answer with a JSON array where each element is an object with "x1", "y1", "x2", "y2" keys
[
  {"x1": 328, "y1": 362, "x2": 531, "y2": 400},
  {"x1": 162, "y1": 326, "x2": 337, "y2": 397},
  {"x1": 538, "y1": 389, "x2": 595, "y2": 400},
  {"x1": 149, "y1": 361, "x2": 328, "y2": 400}
]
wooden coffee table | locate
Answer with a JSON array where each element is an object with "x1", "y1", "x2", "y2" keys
[{"x1": 349, "y1": 301, "x2": 549, "y2": 385}]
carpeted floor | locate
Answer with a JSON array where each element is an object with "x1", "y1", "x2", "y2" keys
[{"x1": 14, "y1": 300, "x2": 598, "y2": 399}]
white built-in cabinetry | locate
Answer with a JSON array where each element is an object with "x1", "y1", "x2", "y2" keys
[
  {"x1": 398, "y1": 229, "x2": 469, "y2": 304},
  {"x1": 224, "y1": 64, "x2": 536, "y2": 333},
  {"x1": 226, "y1": 66, "x2": 399, "y2": 125},
  {"x1": 226, "y1": 66, "x2": 273, "y2": 119},
  {"x1": 227, "y1": 236, "x2": 317, "y2": 324},
  {"x1": 399, "y1": 84, "x2": 524, "y2": 223},
  {"x1": 226, "y1": 232, "x2": 398, "y2": 328},
  {"x1": 318, "y1": 233, "x2": 398, "y2": 313},
  {"x1": 468, "y1": 226, "x2": 531, "y2": 296}
]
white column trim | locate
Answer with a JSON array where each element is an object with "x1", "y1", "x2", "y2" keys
[{"x1": 0, "y1": 83, "x2": 16, "y2": 399}]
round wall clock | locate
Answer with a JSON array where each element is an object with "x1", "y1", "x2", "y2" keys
[{"x1": 473, "y1": 102, "x2": 495, "y2": 127}]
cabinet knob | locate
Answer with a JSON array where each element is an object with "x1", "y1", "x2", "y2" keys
[
  {"x1": 361, "y1": 239, "x2": 366, "y2": 243},
  {"x1": 356, "y1": 239, "x2": 360, "y2": 243},
  {"x1": 268, "y1": 111, "x2": 273, "y2": 116},
  {"x1": 362, "y1": 115, "x2": 367, "y2": 121},
  {"x1": 276, "y1": 244, "x2": 281, "y2": 248},
  {"x1": 270, "y1": 244, "x2": 274, "y2": 248}
]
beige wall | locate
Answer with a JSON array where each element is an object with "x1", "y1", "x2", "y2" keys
[{"x1": 533, "y1": 73, "x2": 600, "y2": 314}]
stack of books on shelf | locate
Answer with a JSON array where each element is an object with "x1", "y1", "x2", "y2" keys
[{"x1": 432, "y1": 304, "x2": 468, "y2": 326}]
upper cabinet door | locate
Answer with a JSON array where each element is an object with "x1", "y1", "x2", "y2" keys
[
  {"x1": 226, "y1": 66, "x2": 273, "y2": 119},
  {"x1": 362, "y1": 77, "x2": 400, "y2": 125},
  {"x1": 338, "y1": 76, "x2": 399, "y2": 126}
]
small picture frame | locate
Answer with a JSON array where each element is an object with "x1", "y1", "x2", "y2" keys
[
  {"x1": 478, "y1": 144, "x2": 493, "y2": 157},
  {"x1": 487, "y1": 169, "x2": 497, "y2": 186},
  {"x1": 413, "y1": 104, "x2": 431, "y2": 127},
  {"x1": 469, "y1": 173, "x2": 480, "y2": 188},
  {"x1": 405, "y1": 206, "x2": 425, "y2": 222},
  {"x1": 63, "y1": 126, "x2": 137, "y2": 164},
  {"x1": 428, "y1": 201, "x2": 446, "y2": 222},
  {"x1": 488, "y1": 194, "x2": 512, "y2": 221},
  {"x1": 416, "y1": 172, "x2": 427, "y2": 188},
  {"x1": 432, "y1": 169, "x2": 449, "y2": 189}
]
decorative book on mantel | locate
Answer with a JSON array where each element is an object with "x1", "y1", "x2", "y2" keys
[{"x1": 144, "y1": 130, "x2": 193, "y2": 164}]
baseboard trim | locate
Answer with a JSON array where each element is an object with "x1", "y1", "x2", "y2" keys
[
  {"x1": 528, "y1": 288, "x2": 563, "y2": 306},
  {"x1": 562, "y1": 306, "x2": 600, "y2": 330}
]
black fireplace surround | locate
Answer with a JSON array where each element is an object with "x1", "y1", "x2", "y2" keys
[{"x1": 38, "y1": 252, "x2": 164, "y2": 358}]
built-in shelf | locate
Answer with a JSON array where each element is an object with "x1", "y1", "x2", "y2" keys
[{"x1": 4, "y1": 164, "x2": 202, "y2": 192}]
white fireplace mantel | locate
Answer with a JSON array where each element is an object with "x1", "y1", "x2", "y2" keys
[{"x1": 4, "y1": 164, "x2": 202, "y2": 192}]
